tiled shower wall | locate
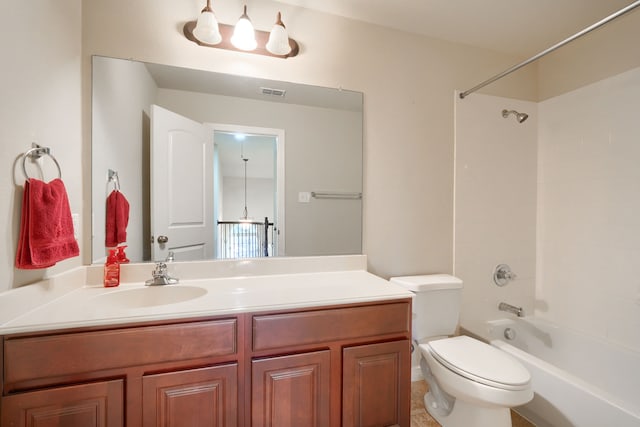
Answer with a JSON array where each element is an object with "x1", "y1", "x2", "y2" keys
[
  {"x1": 537, "y1": 66, "x2": 640, "y2": 353},
  {"x1": 454, "y1": 93, "x2": 538, "y2": 338},
  {"x1": 455, "y1": 66, "x2": 640, "y2": 355}
]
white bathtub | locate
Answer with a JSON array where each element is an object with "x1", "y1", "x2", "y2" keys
[{"x1": 487, "y1": 317, "x2": 640, "y2": 427}]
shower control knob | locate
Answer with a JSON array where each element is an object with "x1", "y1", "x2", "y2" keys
[{"x1": 494, "y1": 264, "x2": 516, "y2": 286}]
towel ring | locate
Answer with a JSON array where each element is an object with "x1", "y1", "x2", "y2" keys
[{"x1": 21, "y1": 146, "x2": 62, "y2": 181}]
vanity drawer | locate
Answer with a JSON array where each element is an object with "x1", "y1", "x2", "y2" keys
[
  {"x1": 4, "y1": 318, "x2": 237, "y2": 385},
  {"x1": 253, "y1": 302, "x2": 410, "y2": 351}
]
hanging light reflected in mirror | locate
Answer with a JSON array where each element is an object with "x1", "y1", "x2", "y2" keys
[
  {"x1": 266, "y1": 12, "x2": 291, "y2": 56},
  {"x1": 231, "y1": 5, "x2": 257, "y2": 51},
  {"x1": 192, "y1": 0, "x2": 222, "y2": 45},
  {"x1": 240, "y1": 157, "x2": 251, "y2": 221}
]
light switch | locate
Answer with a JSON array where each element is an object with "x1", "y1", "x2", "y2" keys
[{"x1": 298, "y1": 191, "x2": 311, "y2": 203}]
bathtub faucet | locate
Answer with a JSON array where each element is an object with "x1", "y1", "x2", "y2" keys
[{"x1": 498, "y1": 302, "x2": 524, "y2": 317}]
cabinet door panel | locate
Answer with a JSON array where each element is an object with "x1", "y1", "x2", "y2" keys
[
  {"x1": 343, "y1": 340, "x2": 411, "y2": 427},
  {"x1": 143, "y1": 364, "x2": 237, "y2": 427},
  {"x1": 252, "y1": 350, "x2": 330, "y2": 427},
  {"x1": 0, "y1": 379, "x2": 124, "y2": 427}
]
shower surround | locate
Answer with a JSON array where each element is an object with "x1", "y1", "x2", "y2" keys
[
  {"x1": 454, "y1": 92, "x2": 537, "y2": 337},
  {"x1": 536, "y1": 66, "x2": 640, "y2": 354},
  {"x1": 455, "y1": 65, "x2": 640, "y2": 422},
  {"x1": 455, "y1": 66, "x2": 640, "y2": 354}
]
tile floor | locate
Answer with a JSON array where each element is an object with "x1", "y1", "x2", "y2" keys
[{"x1": 410, "y1": 381, "x2": 535, "y2": 427}]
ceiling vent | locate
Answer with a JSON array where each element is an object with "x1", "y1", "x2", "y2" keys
[{"x1": 261, "y1": 87, "x2": 286, "y2": 97}]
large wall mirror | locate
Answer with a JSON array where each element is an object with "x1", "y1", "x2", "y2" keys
[{"x1": 91, "y1": 56, "x2": 363, "y2": 264}]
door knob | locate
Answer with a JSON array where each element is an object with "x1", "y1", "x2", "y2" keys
[{"x1": 157, "y1": 235, "x2": 169, "y2": 244}]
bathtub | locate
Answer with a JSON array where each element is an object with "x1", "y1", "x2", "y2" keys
[{"x1": 487, "y1": 317, "x2": 640, "y2": 427}]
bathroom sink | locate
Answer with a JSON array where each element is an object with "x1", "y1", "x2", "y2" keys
[{"x1": 92, "y1": 285, "x2": 208, "y2": 309}]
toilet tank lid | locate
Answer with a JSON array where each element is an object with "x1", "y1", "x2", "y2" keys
[{"x1": 389, "y1": 274, "x2": 462, "y2": 291}]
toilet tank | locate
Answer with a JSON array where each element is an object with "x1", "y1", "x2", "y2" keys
[{"x1": 390, "y1": 274, "x2": 463, "y2": 341}]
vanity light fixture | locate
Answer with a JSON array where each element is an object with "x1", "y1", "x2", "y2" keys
[{"x1": 184, "y1": 1, "x2": 299, "y2": 58}]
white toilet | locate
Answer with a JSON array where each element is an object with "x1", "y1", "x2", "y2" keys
[{"x1": 390, "y1": 274, "x2": 533, "y2": 427}]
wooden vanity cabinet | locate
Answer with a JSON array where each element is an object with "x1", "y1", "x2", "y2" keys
[
  {"x1": 1, "y1": 318, "x2": 240, "y2": 427},
  {"x1": 250, "y1": 300, "x2": 412, "y2": 427},
  {"x1": 1, "y1": 298, "x2": 411, "y2": 427}
]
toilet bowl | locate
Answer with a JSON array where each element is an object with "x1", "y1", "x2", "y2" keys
[
  {"x1": 420, "y1": 336, "x2": 533, "y2": 426},
  {"x1": 390, "y1": 275, "x2": 533, "y2": 427}
]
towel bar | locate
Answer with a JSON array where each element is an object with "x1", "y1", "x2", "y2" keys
[{"x1": 311, "y1": 191, "x2": 362, "y2": 200}]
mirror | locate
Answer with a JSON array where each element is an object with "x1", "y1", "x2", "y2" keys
[{"x1": 91, "y1": 56, "x2": 363, "y2": 264}]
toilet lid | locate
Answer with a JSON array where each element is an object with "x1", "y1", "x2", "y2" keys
[{"x1": 426, "y1": 336, "x2": 531, "y2": 390}]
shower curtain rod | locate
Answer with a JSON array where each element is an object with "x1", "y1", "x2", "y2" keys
[{"x1": 459, "y1": 0, "x2": 640, "y2": 99}]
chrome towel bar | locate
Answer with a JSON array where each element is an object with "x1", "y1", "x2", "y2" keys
[{"x1": 311, "y1": 191, "x2": 362, "y2": 200}]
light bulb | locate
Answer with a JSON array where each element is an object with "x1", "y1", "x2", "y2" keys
[
  {"x1": 192, "y1": 2, "x2": 222, "y2": 45},
  {"x1": 266, "y1": 12, "x2": 291, "y2": 56},
  {"x1": 231, "y1": 5, "x2": 257, "y2": 51}
]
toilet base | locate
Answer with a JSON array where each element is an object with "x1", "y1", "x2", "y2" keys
[{"x1": 424, "y1": 391, "x2": 513, "y2": 427}]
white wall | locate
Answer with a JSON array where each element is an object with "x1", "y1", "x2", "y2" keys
[
  {"x1": 538, "y1": 9, "x2": 640, "y2": 101},
  {"x1": 537, "y1": 66, "x2": 640, "y2": 353},
  {"x1": 92, "y1": 56, "x2": 157, "y2": 263},
  {"x1": 222, "y1": 177, "x2": 274, "y2": 222},
  {"x1": 0, "y1": 1, "x2": 82, "y2": 289},
  {"x1": 454, "y1": 94, "x2": 538, "y2": 338}
]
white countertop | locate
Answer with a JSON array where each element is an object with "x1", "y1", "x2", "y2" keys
[{"x1": 0, "y1": 256, "x2": 413, "y2": 335}]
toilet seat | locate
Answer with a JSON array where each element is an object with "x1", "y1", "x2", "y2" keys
[{"x1": 425, "y1": 336, "x2": 530, "y2": 391}]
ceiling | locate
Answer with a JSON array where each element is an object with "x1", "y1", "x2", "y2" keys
[
  {"x1": 277, "y1": 0, "x2": 636, "y2": 56},
  {"x1": 216, "y1": 132, "x2": 276, "y2": 179}
]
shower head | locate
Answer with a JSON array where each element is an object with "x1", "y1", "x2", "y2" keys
[{"x1": 502, "y1": 109, "x2": 528, "y2": 123}]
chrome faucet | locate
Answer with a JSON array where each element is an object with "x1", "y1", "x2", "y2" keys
[
  {"x1": 145, "y1": 261, "x2": 179, "y2": 286},
  {"x1": 498, "y1": 302, "x2": 524, "y2": 317}
]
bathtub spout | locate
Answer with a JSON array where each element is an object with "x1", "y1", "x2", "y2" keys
[{"x1": 499, "y1": 302, "x2": 524, "y2": 317}]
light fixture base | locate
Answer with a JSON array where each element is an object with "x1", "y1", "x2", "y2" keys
[{"x1": 184, "y1": 21, "x2": 299, "y2": 58}]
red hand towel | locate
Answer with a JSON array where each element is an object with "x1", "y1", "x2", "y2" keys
[
  {"x1": 15, "y1": 178, "x2": 80, "y2": 269},
  {"x1": 105, "y1": 190, "x2": 130, "y2": 247}
]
